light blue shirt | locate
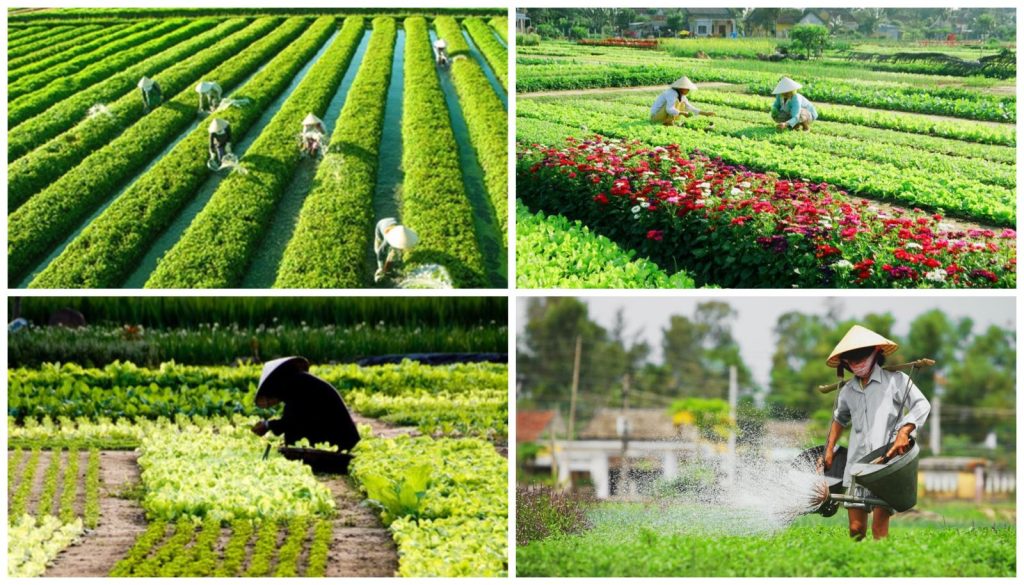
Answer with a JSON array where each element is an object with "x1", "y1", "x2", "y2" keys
[{"x1": 771, "y1": 93, "x2": 818, "y2": 127}]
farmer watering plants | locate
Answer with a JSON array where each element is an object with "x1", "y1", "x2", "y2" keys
[
  {"x1": 770, "y1": 76, "x2": 818, "y2": 131},
  {"x1": 250, "y1": 356, "x2": 361, "y2": 471},
  {"x1": 822, "y1": 325, "x2": 931, "y2": 540},
  {"x1": 649, "y1": 76, "x2": 715, "y2": 126}
]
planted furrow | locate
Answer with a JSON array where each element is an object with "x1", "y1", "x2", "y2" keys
[
  {"x1": 9, "y1": 23, "x2": 132, "y2": 79},
  {"x1": 9, "y1": 18, "x2": 273, "y2": 210},
  {"x1": 435, "y1": 16, "x2": 509, "y2": 236},
  {"x1": 7, "y1": 25, "x2": 48, "y2": 43},
  {"x1": 400, "y1": 16, "x2": 487, "y2": 287},
  {"x1": 489, "y1": 16, "x2": 508, "y2": 43},
  {"x1": 144, "y1": 17, "x2": 366, "y2": 288},
  {"x1": 7, "y1": 25, "x2": 81, "y2": 58},
  {"x1": 9, "y1": 19, "x2": 219, "y2": 127},
  {"x1": 109, "y1": 520, "x2": 170, "y2": 576},
  {"x1": 273, "y1": 17, "x2": 397, "y2": 288},
  {"x1": 463, "y1": 17, "x2": 508, "y2": 90},
  {"x1": 12, "y1": 18, "x2": 318, "y2": 287}
]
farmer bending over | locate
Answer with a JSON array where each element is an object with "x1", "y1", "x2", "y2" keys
[
  {"x1": 251, "y1": 356, "x2": 361, "y2": 452},
  {"x1": 196, "y1": 80, "x2": 223, "y2": 113},
  {"x1": 299, "y1": 113, "x2": 327, "y2": 157},
  {"x1": 208, "y1": 118, "x2": 232, "y2": 168},
  {"x1": 374, "y1": 218, "x2": 419, "y2": 282},
  {"x1": 770, "y1": 76, "x2": 817, "y2": 131},
  {"x1": 823, "y1": 325, "x2": 930, "y2": 540},
  {"x1": 433, "y1": 38, "x2": 449, "y2": 68},
  {"x1": 649, "y1": 76, "x2": 715, "y2": 126},
  {"x1": 138, "y1": 76, "x2": 162, "y2": 112}
]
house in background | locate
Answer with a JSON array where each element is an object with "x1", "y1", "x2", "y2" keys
[
  {"x1": 876, "y1": 22, "x2": 902, "y2": 41},
  {"x1": 516, "y1": 409, "x2": 565, "y2": 446},
  {"x1": 685, "y1": 8, "x2": 737, "y2": 38},
  {"x1": 516, "y1": 10, "x2": 530, "y2": 34}
]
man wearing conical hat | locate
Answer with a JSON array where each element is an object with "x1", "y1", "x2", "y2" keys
[
  {"x1": 823, "y1": 325, "x2": 930, "y2": 540},
  {"x1": 207, "y1": 118, "x2": 232, "y2": 169},
  {"x1": 649, "y1": 76, "x2": 715, "y2": 126},
  {"x1": 137, "y1": 76, "x2": 162, "y2": 112},
  {"x1": 770, "y1": 76, "x2": 817, "y2": 131},
  {"x1": 299, "y1": 113, "x2": 327, "y2": 157},
  {"x1": 433, "y1": 37, "x2": 449, "y2": 68},
  {"x1": 195, "y1": 80, "x2": 223, "y2": 113},
  {"x1": 374, "y1": 218, "x2": 420, "y2": 282},
  {"x1": 250, "y1": 356, "x2": 361, "y2": 452}
]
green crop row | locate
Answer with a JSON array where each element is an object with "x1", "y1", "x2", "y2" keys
[
  {"x1": 243, "y1": 522, "x2": 280, "y2": 577},
  {"x1": 58, "y1": 449, "x2": 80, "y2": 524},
  {"x1": 688, "y1": 89, "x2": 1016, "y2": 152},
  {"x1": 214, "y1": 520, "x2": 254, "y2": 576},
  {"x1": 8, "y1": 18, "x2": 264, "y2": 210},
  {"x1": 392, "y1": 516, "x2": 508, "y2": 577},
  {"x1": 109, "y1": 520, "x2": 172, "y2": 576},
  {"x1": 349, "y1": 386, "x2": 507, "y2": 438},
  {"x1": 518, "y1": 99, "x2": 1016, "y2": 225},
  {"x1": 464, "y1": 17, "x2": 508, "y2": 90},
  {"x1": 489, "y1": 16, "x2": 508, "y2": 43},
  {"x1": 8, "y1": 24, "x2": 132, "y2": 79},
  {"x1": 10, "y1": 448, "x2": 42, "y2": 517},
  {"x1": 435, "y1": 16, "x2": 509, "y2": 238},
  {"x1": 23, "y1": 18, "x2": 319, "y2": 288},
  {"x1": 305, "y1": 520, "x2": 333, "y2": 577},
  {"x1": 606, "y1": 93, "x2": 1015, "y2": 187},
  {"x1": 7, "y1": 24, "x2": 85, "y2": 59},
  {"x1": 9, "y1": 19, "x2": 209, "y2": 122},
  {"x1": 6, "y1": 20, "x2": 255, "y2": 163},
  {"x1": 8, "y1": 513, "x2": 85, "y2": 577},
  {"x1": 517, "y1": 200, "x2": 697, "y2": 288},
  {"x1": 274, "y1": 18, "x2": 396, "y2": 288},
  {"x1": 38, "y1": 447, "x2": 63, "y2": 517},
  {"x1": 273, "y1": 517, "x2": 309, "y2": 577},
  {"x1": 7, "y1": 24, "x2": 51, "y2": 43},
  {"x1": 84, "y1": 449, "x2": 100, "y2": 528},
  {"x1": 145, "y1": 17, "x2": 365, "y2": 288},
  {"x1": 401, "y1": 17, "x2": 488, "y2": 287}
]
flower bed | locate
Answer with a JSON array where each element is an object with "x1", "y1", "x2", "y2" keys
[{"x1": 518, "y1": 135, "x2": 1015, "y2": 288}]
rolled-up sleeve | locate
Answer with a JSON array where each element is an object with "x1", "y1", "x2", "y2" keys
[
  {"x1": 833, "y1": 387, "x2": 852, "y2": 427},
  {"x1": 895, "y1": 374, "x2": 930, "y2": 433},
  {"x1": 681, "y1": 96, "x2": 700, "y2": 115}
]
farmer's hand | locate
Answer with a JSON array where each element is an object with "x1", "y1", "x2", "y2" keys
[
  {"x1": 776, "y1": 122, "x2": 788, "y2": 130},
  {"x1": 886, "y1": 426, "x2": 914, "y2": 459},
  {"x1": 823, "y1": 448, "x2": 834, "y2": 471},
  {"x1": 251, "y1": 420, "x2": 270, "y2": 436},
  {"x1": 682, "y1": 111, "x2": 692, "y2": 118}
]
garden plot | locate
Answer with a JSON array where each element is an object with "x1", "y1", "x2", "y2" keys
[{"x1": 8, "y1": 10, "x2": 508, "y2": 289}]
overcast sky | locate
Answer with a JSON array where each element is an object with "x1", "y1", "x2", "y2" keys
[{"x1": 517, "y1": 295, "x2": 1016, "y2": 389}]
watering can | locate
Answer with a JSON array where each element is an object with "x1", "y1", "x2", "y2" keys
[{"x1": 801, "y1": 439, "x2": 920, "y2": 515}]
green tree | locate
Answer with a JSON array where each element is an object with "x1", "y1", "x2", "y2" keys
[
  {"x1": 904, "y1": 309, "x2": 963, "y2": 400},
  {"x1": 790, "y1": 24, "x2": 830, "y2": 58}
]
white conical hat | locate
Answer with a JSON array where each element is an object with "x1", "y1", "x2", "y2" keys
[
  {"x1": 383, "y1": 225, "x2": 420, "y2": 250},
  {"x1": 256, "y1": 356, "x2": 310, "y2": 406},
  {"x1": 434, "y1": 38, "x2": 447, "y2": 49},
  {"x1": 671, "y1": 76, "x2": 697, "y2": 90},
  {"x1": 772, "y1": 76, "x2": 802, "y2": 94},
  {"x1": 302, "y1": 113, "x2": 323, "y2": 126},
  {"x1": 826, "y1": 325, "x2": 899, "y2": 367},
  {"x1": 208, "y1": 118, "x2": 229, "y2": 133},
  {"x1": 138, "y1": 76, "x2": 154, "y2": 90},
  {"x1": 196, "y1": 81, "x2": 217, "y2": 93}
]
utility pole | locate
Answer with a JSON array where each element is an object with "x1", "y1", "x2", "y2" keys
[
  {"x1": 568, "y1": 336, "x2": 582, "y2": 441},
  {"x1": 726, "y1": 365, "x2": 738, "y2": 487},
  {"x1": 619, "y1": 372, "x2": 632, "y2": 497}
]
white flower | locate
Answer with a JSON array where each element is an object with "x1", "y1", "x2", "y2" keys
[
  {"x1": 631, "y1": 205, "x2": 641, "y2": 213},
  {"x1": 698, "y1": 182, "x2": 710, "y2": 189},
  {"x1": 739, "y1": 181, "x2": 751, "y2": 188},
  {"x1": 640, "y1": 201, "x2": 650, "y2": 208},
  {"x1": 730, "y1": 187, "x2": 742, "y2": 196},
  {"x1": 832, "y1": 260, "x2": 853, "y2": 270},
  {"x1": 905, "y1": 242, "x2": 922, "y2": 250},
  {"x1": 925, "y1": 269, "x2": 948, "y2": 282}
]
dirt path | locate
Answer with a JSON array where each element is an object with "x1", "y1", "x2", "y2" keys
[{"x1": 45, "y1": 451, "x2": 147, "y2": 577}]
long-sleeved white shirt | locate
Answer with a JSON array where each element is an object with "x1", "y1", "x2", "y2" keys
[
  {"x1": 833, "y1": 363, "x2": 930, "y2": 487},
  {"x1": 650, "y1": 88, "x2": 700, "y2": 118}
]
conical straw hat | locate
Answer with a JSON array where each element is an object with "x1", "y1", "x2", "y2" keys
[
  {"x1": 302, "y1": 113, "x2": 323, "y2": 126},
  {"x1": 383, "y1": 225, "x2": 420, "y2": 250},
  {"x1": 772, "y1": 76, "x2": 802, "y2": 94},
  {"x1": 256, "y1": 356, "x2": 310, "y2": 407},
  {"x1": 671, "y1": 76, "x2": 698, "y2": 90},
  {"x1": 208, "y1": 118, "x2": 229, "y2": 133},
  {"x1": 826, "y1": 325, "x2": 899, "y2": 367},
  {"x1": 138, "y1": 76, "x2": 154, "y2": 90},
  {"x1": 196, "y1": 81, "x2": 216, "y2": 93},
  {"x1": 434, "y1": 38, "x2": 447, "y2": 49}
]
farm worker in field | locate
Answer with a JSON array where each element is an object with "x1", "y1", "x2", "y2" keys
[
  {"x1": 208, "y1": 118, "x2": 232, "y2": 167},
  {"x1": 649, "y1": 76, "x2": 715, "y2": 126},
  {"x1": 137, "y1": 76, "x2": 162, "y2": 112},
  {"x1": 770, "y1": 76, "x2": 818, "y2": 131},
  {"x1": 374, "y1": 218, "x2": 420, "y2": 282},
  {"x1": 299, "y1": 113, "x2": 327, "y2": 157},
  {"x1": 251, "y1": 356, "x2": 361, "y2": 451},
  {"x1": 196, "y1": 80, "x2": 223, "y2": 113},
  {"x1": 433, "y1": 38, "x2": 449, "y2": 68},
  {"x1": 822, "y1": 325, "x2": 930, "y2": 540}
]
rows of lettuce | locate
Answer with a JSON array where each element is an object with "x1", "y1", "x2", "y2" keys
[
  {"x1": 9, "y1": 361, "x2": 508, "y2": 443},
  {"x1": 516, "y1": 120, "x2": 1015, "y2": 288}
]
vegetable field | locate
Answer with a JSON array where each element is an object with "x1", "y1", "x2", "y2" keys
[
  {"x1": 8, "y1": 360, "x2": 509, "y2": 577},
  {"x1": 516, "y1": 40, "x2": 1016, "y2": 288},
  {"x1": 7, "y1": 9, "x2": 508, "y2": 289}
]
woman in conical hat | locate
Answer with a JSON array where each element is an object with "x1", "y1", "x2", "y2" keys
[
  {"x1": 823, "y1": 324, "x2": 930, "y2": 540},
  {"x1": 251, "y1": 356, "x2": 361, "y2": 452},
  {"x1": 137, "y1": 76, "x2": 162, "y2": 111},
  {"x1": 207, "y1": 118, "x2": 232, "y2": 167},
  {"x1": 770, "y1": 76, "x2": 817, "y2": 131},
  {"x1": 373, "y1": 218, "x2": 420, "y2": 281},
  {"x1": 195, "y1": 80, "x2": 223, "y2": 112},
  {"x1": 649, "y1": 75, "x2": 715, "y2": 126}
]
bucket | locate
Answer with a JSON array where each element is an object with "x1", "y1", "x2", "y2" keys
[
  {"x1": 279, "y1": 447, "x2": 352, "y2": 474},
  {"x1": 850, "y1": 439, "x2": 919, "y2": 512}
]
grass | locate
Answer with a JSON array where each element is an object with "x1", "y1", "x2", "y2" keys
[{"x1": 517, "y1": 499, "x2": 1016, "y2": 577}]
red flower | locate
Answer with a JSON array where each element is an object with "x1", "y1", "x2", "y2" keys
[
  {"x1": 731, "y1": 216, "x2": 752, "y2": 226},
  {"x1": 593, "y1": 194, "x2": 609, "y2": 205},
  {"x1": 646, "y1": 230, "x2": 664, "y2": 241}
]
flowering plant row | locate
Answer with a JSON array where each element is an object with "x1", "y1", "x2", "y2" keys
[{"x1": 517, "y1": 133, "x2": 1015, "y2": 288}]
